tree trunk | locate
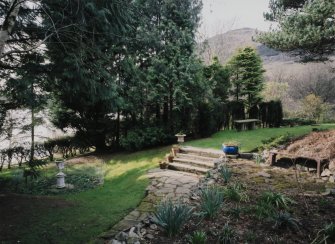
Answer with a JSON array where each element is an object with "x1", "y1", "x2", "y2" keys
[
  {"x1": 0, "y1": 0, "x2": 22, "y2": 57},
  {"x1": 30, "y1": 106, "x2": 35, "y2": 162}
]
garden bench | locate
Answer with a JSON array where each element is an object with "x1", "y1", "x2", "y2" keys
[{"x1": 268, "y1": 150, "x2": 325, "y2": 178}]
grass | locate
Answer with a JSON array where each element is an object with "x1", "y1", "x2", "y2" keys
[
  {"x1": 186, "y1": 124, "x2": 335, "y2": 152},
  {"x1": 1, "y1": 124, "x2": 335, "y2": 242},
  {"x1": 0, "y1": 147, "x2": 167, "y2": 243}
]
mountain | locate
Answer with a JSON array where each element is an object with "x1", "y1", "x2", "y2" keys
[{"x1": 197, "y1": 28, "x2": 334, "y2": 81}]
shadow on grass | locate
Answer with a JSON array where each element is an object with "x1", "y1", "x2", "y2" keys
[{"x1": 0, "y1": 164, "x2": 153, "y2": 243}]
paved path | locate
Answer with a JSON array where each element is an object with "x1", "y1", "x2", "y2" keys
[{"x1": 100, "y1": 169, "x2": 201, "y2": 240}]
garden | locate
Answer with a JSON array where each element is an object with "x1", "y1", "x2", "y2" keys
[{"x1": 1, "y1": 125, "x2": 335, "y2": 243}]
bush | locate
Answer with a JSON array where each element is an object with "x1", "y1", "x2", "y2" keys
[
  {"x1": 259, "y1": 133, "x2": 294, "y2": 150},
  {"x1": 120, "y1": 126, "x2": 174, "y2": 151},
  {"x1": 153, "y1": 199, "x2": 193, "y2": 237},
  {"x1": 200, "y1": 187, "x2": 224, "y2": 219},
  {"x1": 188, "y1": 230, "x2": 207, "y2": 244}
]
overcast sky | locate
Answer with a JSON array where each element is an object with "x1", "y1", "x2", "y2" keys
[{"x1": 199, "y1": 0, "x2": 272, "y2": 38}]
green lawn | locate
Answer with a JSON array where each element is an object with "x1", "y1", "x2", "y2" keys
[
  {"x1": 187, "y1": 124, "x2": 335, "y2": 152},
  {"x1": 1, "y1": 124, "x2": 334, "y2": 243}
]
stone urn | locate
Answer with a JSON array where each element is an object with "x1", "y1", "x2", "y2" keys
[
  {"x1": 56, "y1": 172, "x2": 66, "y2": 188},
  {"x1": 175, "y1": 134, "x2": 186, "y2": 143}
]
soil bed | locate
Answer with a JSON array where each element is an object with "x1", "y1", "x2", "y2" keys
[{"x1": 148, "y1": 159, "x2": 335, "y2": 243}]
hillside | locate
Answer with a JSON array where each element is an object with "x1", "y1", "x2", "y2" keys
[{"x1": 197, "y1": 28, "x2": 334, "y2": 81}]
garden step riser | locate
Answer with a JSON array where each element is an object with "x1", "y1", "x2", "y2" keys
[
  {"x1": 180, "y1": 147, "x2": 224, "y2": 159},
  {"x1": 175, "y1": 153, "x2": 215, "y2": 162},
  {"x1": 180, "y1": 151, "x2": 222, "y2": 159},
  {"x1": 168, "y1": 163, "x2": 209, "y2": 174},
  {"x1": 172, "y1": 158, "x2": 214, "y2": 169}
]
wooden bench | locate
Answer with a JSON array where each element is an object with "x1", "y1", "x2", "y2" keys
[{"x1": 268, "y1": 151, "x2": 325, "y2": 178}]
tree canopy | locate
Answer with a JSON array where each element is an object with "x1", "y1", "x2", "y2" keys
[{"x1": 258, "y1": 0, "x2": 335, "y2": 61}]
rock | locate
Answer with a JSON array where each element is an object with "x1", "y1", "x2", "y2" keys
[
  {"x1": 329, "y1": 161, "x2": 335, "y2": 170},
  {"x1": 146, "y1": 233, "x2": 154, "y2": 239},
  {"x1": 108, "y1": 239, "x2": 123, "y2": 244},
  {"x1": 321, "y1": 169, "x2": 332, "y2": 177},
  {"x1": 129, "y1": 227, "x2": 139, "y2": 238},
  {"x1": 257, "y1": 172, "x2": 271, "y2": 178},
  {"x1": 149, "y1": 224, "x2": 157, "y2": 230},
  {"x1": 329, "y1": 176, "x2": 335, "y2": 183},
  {"x1": 115, "y1": 232, "x2": 128, "y2": 242}
]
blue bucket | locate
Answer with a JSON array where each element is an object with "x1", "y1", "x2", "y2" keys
[{"x1": 222, "y1": 144, "x2": 239, "y2": 155}]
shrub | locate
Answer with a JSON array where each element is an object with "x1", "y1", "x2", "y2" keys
[
  {"x1": 260, "y1": 191, "x2": 296, "y2": 209},
  {"x1": 223, "y1": 183, "x2": 248, "y2": 202},
  {"x1": 153, "y1": 199, "x2": 193, "y2": 237},
  {"x1": 188, "y1": 230, "x2": 207, "y2": 244},
  {"x1": 312, "y1": 222, "x2": 335, "y2": 244},
  {"x1": 219, "y1": 165, "x2": 232, "y2": 183},
  {"x1": 218, "y1": 223, "x2": 236, "y2": 244},
  {"x1": 200, "y1": 187, "x2": 224, "y2": 219},
  {"x1": 272, "y1": 211, "x2": 300, "y2": 230},
  {"x1": 120, "y1": 126, "x2": 174, "y2": 151}
]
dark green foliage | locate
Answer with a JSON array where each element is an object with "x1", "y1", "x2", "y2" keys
[
  {"x1": 218, "y1": 223, "x2": 236, "y2": 244},
  {"x1": 258, "y1": 0, "x2": 335, "y2": 61},
  {"x1": 259, "y1": 133, "x2": 294, "y2": 150},
  {"x1": 199, "y1": 187, "x2": 224, "y2": 219},
  {"x1": 282, "y1": 118, "x2": 315, "y2": 126},
  {"x1": 271, "y1": 211, "x2": 300, "y2": 230},
  {"x1": 120, "y1": 127, "x2": 174, "y2": 151},
  {"x1": 188, "y1": 230, "x2": 207, "y2": 244},
  {"x1": 0, "y1": 168, "x2": 101, "y2": 195},
  {"x1": 226, "y1": 47, "x2": 265, "y2": 113},
  {"x1": 197, "y1": 102, "x2": 217, "y2": 137},
  {"x1": 154, "y1": 199, "x2": 193, "y2": 237},
  {"x1": 259, "y1": 101, "x2": 283, "y2": 127}
]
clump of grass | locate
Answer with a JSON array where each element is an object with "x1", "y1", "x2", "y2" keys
[
  {"x1": 312, "y1": 222, "x2": 335, "y2": 244},
  {"x1": 219, "y1": 165, "x2": 232, "y2": 183},
  {"x1": 253, "y1": 201, "x2": 276, "y2": 220},
  {"x1": 200, "y1": 186, "x2": 224, "y2": 219},
  {"x1": 188, "y1": 230, "x2": 207, "y2": 244},
  {"x1": 218, "y1": 223, "x2": 236, "y2": 244},
  {"x1": 153, "y1": 199, "x2": 193, "y2": 237},
  {"x1": 271, "y1": 211, "x2": 300, "y2": 230},
  {"x1": 223, "y1": 183, "x2": 249, "y2": 202},
  {"x1": 260, "y1": 191, "x2": 296, "y2": 209},
  {"x1": 229, "y1": 206, "x2": 242, "y2": 219}
]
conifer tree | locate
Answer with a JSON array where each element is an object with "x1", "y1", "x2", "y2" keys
[{"x1": 258, "y1": 0, "x2": 335, "y2": 61}]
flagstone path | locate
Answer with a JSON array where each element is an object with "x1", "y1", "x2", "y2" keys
[{"x1": 100, "y1": 168, "x2": 201, "y2": 240}]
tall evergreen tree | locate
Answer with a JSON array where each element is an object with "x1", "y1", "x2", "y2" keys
[
  {"x1": 226, "y1": 47, "x2": 265, "y2": 117},
  {"x1": 42, "y1": 0, "x2": 132, "y2": 151}
]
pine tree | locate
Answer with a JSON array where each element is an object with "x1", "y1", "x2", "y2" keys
[
  {"x1": 226, "y1": 47, "x2": 265, "y2": 117},
  {"x1": 258, "y1": 0, "x2": 335, "y2": 61}
]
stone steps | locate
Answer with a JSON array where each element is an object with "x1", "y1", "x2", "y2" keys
[
  {"x1": 176, "y1": 153, "x2": 215, "y2": 162},
  {"x1": 172, "y1": 157, "x2": 215, "y2": 169},
  {"x1": 180, "y1": 146, "x2": 224, "y2": 158},
  {"x1": 168, "y1": 162, "x2": 210, "y2": 174}
]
